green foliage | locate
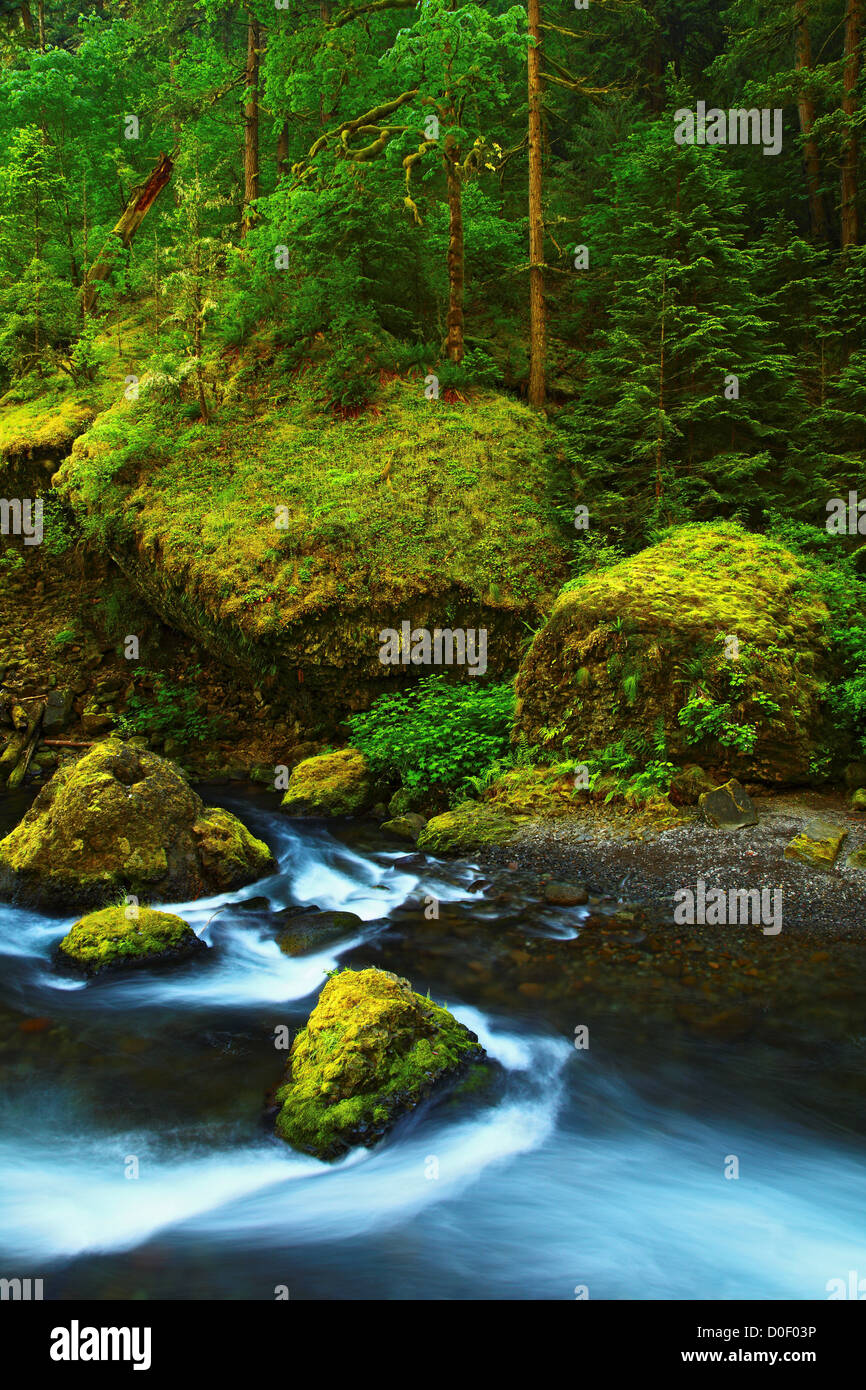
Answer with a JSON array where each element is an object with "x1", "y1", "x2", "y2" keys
[
  {"x1": 348, "y1": 675, "x2": 515, "y2": 794},
  {"x1": 114, "y1": 669, "x2": 216, "y2": 746}
]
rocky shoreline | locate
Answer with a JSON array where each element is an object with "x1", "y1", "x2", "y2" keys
[{"x1": 477, "y1": 788, "x2": 866, "y2": 938}]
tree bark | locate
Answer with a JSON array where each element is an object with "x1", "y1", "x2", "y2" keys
[
  {"x1": 527, "y1": 0, "x2": 546, "y2": 408},
  {"x1": 841, "y1": 0, "x2": 862, "y2": 250},
  {"x1": 445, "y1": 142, "x2": 465, "y2": 364},
  {"x1": 242, "y1": 13, "x2": 261, "y2": 236},
  {"x1": 795, "y1": 0, "x2": 828, "y2": 241},
  {"x1": 82, "y1": 153, "x2": 173, "y2": 312}
]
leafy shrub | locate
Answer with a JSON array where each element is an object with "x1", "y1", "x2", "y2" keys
[
  {"x1": 348, "y1": 675, "x2": 514, "y2": 794},
  {"x1": 114, "y1": 669, "x2": 215, "y2": 745}
]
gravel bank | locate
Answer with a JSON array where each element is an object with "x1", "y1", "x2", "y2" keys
[{"x1": 478, "y1": 788, "x2": 866, "y2": 938}]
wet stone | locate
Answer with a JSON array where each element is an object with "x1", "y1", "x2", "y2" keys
[{"x1": 698, "y1": 778, "x2": 758, "y2": 831}]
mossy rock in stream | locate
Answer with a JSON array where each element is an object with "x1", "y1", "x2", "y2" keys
[
  {"x1": 274, "y1": 967, "x2": 485, "y2": 1160},
  {"x1": 416, "y1": 799, "x2": 520, "y2": 854},
  {"x1": 0, "y1": 738, "x2": 275, "y2": 911},
  {"x1": 58, "y1": 905, "x2": 206, "y2": 975},
  {"x1": 514, "y1": 523, "x2": 834, "y2": 785},
  {"x1": 280, "y1": 748, "x2": 373, "y2": 816}
]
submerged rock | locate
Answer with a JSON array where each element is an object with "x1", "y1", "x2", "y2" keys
[
  {"x1": 699, "y1": 779, "x2": 758, "y2": 830},
  {"x1": 543, "y1": 880, "x2": 588, "y2": 906},
  {"x1": 0, "y1": 738, "x2": 275, "y2": 910},
  {"x1": 784, "y1": 818, "x2": 848, "y2": 869},
  {"x1": 416, "y1": 800, "x2": 518, "y2": 854},
  {"x1": 58, "y1": 905, "x2": 206, "y2": 975},
  {"x1": 280, "y1": 748, "x2": 373, "y2": 816},
  {"x1": 274, "y1": 967, "x2": 485, "y2": 1160},
  {"x1": 275, "y1": 908, "x2": 365, "y2": 957}
]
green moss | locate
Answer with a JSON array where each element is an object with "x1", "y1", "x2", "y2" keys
[
  {"x1": 281, "y1": 748, "x2": 373, "y2": 816},
  {"x1": 274, "y1": 967, "x2": 484, "y2": 1159},
  {"x1": 515, "y1": 523, "x2": 834, "y2": 784},
  {"x1": 416, "y1": 799, "x2": 519, "y2": 853},
  {"x1": 58, "y1": 905, "x2": 204, "y2": 974},
  {"x1": 0, "y1": 389, "x2": 94, "y2": 464}
]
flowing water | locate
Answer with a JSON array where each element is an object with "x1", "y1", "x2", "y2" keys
[{"x1": 0, "y1": 788, "x2": 864, "y2": 1301}]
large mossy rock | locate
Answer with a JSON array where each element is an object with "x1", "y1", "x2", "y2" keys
[
  {"x1": 54, "y1": 379, "x2": 567, "y2": 731},
  {"x1": 280, "y1": 748, "x2": 373, "y2": 816},
  {"x1": 58, "y1": 905, "x2": 206, "y2": 975},
  {"x1": 274, "y1": 967, "x2": 485, "y2": 1160},
  {"x1": 515, "y1": 524, "x2": 834, "y2": 785},
  {"x1": 0, "y1": 739, "x2": 275, "y2": 910}
]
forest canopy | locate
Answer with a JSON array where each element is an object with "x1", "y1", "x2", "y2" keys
[{"x1": 0, "y1": 0, "x2": 863, "y2": 550}]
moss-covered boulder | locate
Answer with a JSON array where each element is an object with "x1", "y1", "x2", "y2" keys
[
  {"x1": 0, "y1": 739, "x2": 275, "y2": 910},
  {"x1": 514, "y1": 524, "x2": 834, "y2": 785},
  {"x1": 280, "y1": 748, "x2": 373, "y2": 816},
  {"x1": 274, "y1": 967, "x2": 484, "y2": 1159},
  {"x1": 416, "y1": 799, "x2": 519, "y2": 854},
  {"x1": 55, "y1": 379, "x2": 567, "y2": 731},
  {"x1": 58, "y1": 905, "x2": 206, "y2": 975}
]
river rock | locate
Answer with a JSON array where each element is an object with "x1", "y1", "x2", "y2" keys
[
  {"x1": 274, "y1": 967, "x2": 485, "y2": 1159},
  {"x1": 416, "y1": 800, "x2": 517, "y2": 854},
  {"x1": 847, "y1": 848, "x2": 866, "y2": 870},
  {"x1": 850, "y1": 788, "x2": 866, "y2": 813},
  {"x1": 0, "y1": 738, "x2": 275, "y2": 910},
  {"x1": 784, "y1": 818, "x2": 848, "y2": 869},
  {"x1": 699, "y1": 779, "x2": 757, "y2": 830},
  {"x1": 380, "y1": 813, "x2": 426, "y2": 842},
  {"x1": 280, "y1": 748, "x2": 373, "y2": 816},
  {"x1": 668, "y1": 764, "x2": 715, "y2": 806},
  {"x1": 42, "y1": 688, "x2": 75, "y2": 734},
  {"x1": 275, "y1": 908, "x2": 365, "y2": 957},
  {"x1": 58, "y1": 906, "x2": 206, "y2": 975},
  {"x1": 543, "y1": 879, "x2": 588, "y2": 906}
]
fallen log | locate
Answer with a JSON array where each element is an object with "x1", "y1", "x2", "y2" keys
[{"x1": 39, "y1": 739, "x2": 95, "y2": 748}]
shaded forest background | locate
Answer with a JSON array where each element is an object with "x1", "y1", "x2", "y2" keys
[{"x1": 0, "y1": 0, "x2": 864, "y2": 553}]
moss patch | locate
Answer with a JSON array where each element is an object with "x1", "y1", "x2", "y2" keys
[
  {"x1": 274, "y1": 967, "x2": 485, "y2": 1159},
  {"x1": 416, "y1": 799, "x2": 520, "y2": 854},
  {"x1": 280, "y1": 748, "x2": 373, "y2": 816},
  {"x1": 58, "y1": 905, "x2": 205, "y2": 975}
]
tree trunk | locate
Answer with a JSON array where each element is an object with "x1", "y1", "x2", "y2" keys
[
  {"x1": 841, "y1": 0, "x2": 862, "y2": 251},
  {"x1": 36, "y1": 0, "x2": 45, "y2": 50},
  {"x1": 527, "y1": 0, "x2": 546, "y2": 408},
  {"x1": 242, "y1": 14, "x2": 261, "y2": 236},
  {"x1": 82, "y1": 153, "x2": 173, "y2": 313},
  {"x1": 795, "y1": 0, "x2": 828, "y2": 241},
  {"x1": 444, "y1": 143, "x2": 464, "y2": 364}
]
